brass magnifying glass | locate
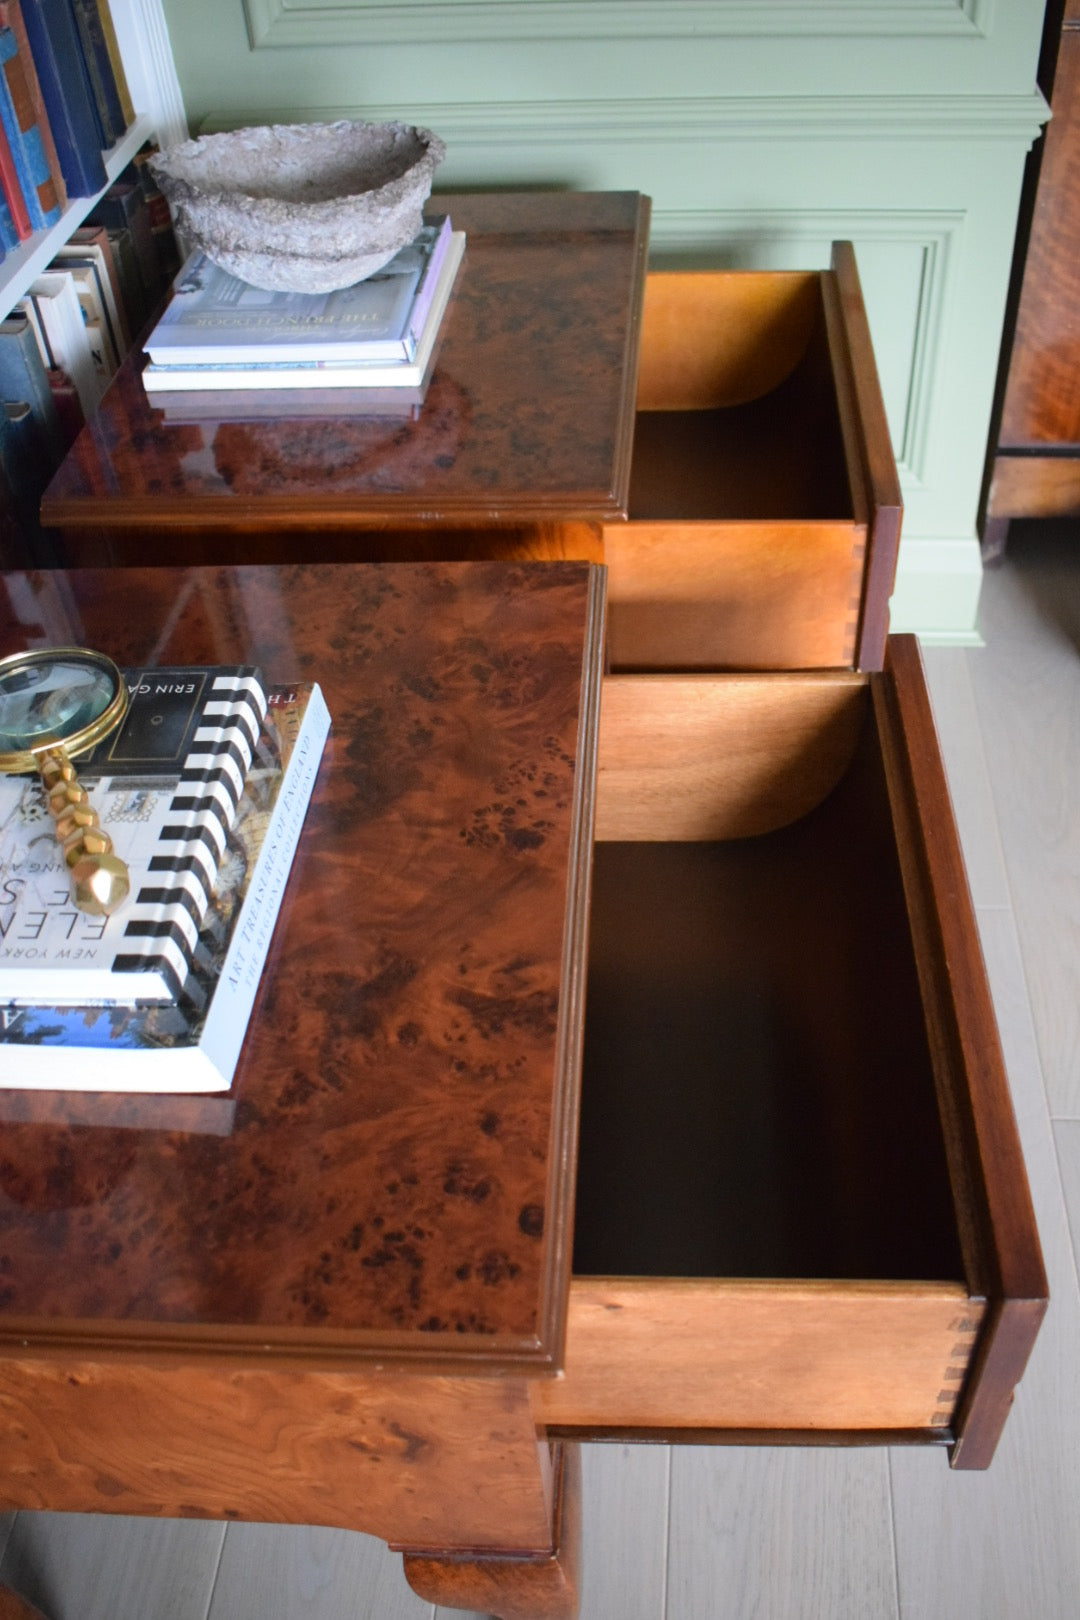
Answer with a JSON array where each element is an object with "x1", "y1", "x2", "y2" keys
[{"x1": 0, "y1": 647, "x2": 131, "y2": 916}]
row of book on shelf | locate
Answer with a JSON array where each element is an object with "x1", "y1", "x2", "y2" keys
[
  {"x1": 0, "y1": 0, "x2": 136, "y2": 251},
  {"x1": 0, "y1": 149, "x2": 179, "y2": 547},
  {"x1": 0, "y1": 665, "x2": 330, "y2": 1094}
]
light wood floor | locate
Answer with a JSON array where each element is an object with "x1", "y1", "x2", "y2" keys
[{"x1": 2, "y1": 526, "x2": 1078, "y2": 1620}]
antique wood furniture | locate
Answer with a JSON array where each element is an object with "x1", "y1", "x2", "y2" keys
[
  {"x1": 982, "y1": 0, "x2": 1080, "y2": 556},
  {"x1": 0, "y1": 557, "x2": 1048, "y2": 1620},
  {"x1": 39, "y1": 200, "x2": 900, "y2": 682},
  {"x1": 39, "y1": 192, "x2": 651, "y2": 568},
  {"x1": 0, "y1": 562, "x2": 603, "y2": 1620},
  {"x1": 2, "y1": 197, "x2": 1047, "y2": 1618}
]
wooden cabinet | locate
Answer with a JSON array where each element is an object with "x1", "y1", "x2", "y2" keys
[
  {"x1": 0, "y1": 195, "x2": 1049, "y2": 1618},
  {"x1": 983, "y1": 1, "x2": 1080, "y2": 551}
]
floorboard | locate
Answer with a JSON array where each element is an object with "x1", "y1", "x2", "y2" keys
[
  {"x1": 0, "y1": 1516, "x2": 224, "y2": 1620},
  {"x1": 964, "y1": 528, "x2": 1080, "y2": 1117},
  {"x1": 1053, "y1": 1117, "x2": 1080, "y2": 1288},
  {"x1": 666, "y1": 1447, "x2": 898, "y2": 1620},
  {"x1": 889, "y1": 905, "x2": 1080, "y2": 1619},
  {"x1": 208, "y1": 1523, "x2": 432, "y2": 1620}
]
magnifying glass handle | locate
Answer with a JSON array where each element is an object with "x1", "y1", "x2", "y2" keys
[{"x1": 38, "y1": 747, "x2": 130, "y2": 916}]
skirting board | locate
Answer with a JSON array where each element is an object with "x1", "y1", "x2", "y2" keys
[{"x1": 888, "y1": 536, "x2": 985, "y2": 646}]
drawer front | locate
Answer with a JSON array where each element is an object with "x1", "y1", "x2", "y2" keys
[{"x1": 559, "y1": 643, "x2": 1046, "y2": 1468}]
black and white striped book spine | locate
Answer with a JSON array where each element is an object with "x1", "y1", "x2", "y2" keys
[{"x1": 109, "y1": 674, "x2": 268, "y2": 998}]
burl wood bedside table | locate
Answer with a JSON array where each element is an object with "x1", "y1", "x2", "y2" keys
[
  {"x1": 0, "y1": 555, "x2": 1047, "y2": 1620},
  {"x1": 40, "y1": 192, "x2": 650, "y2": 571}
]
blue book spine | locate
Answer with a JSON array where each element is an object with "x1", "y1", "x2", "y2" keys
[
  {"x1": 0, "y1": 24, "x2": 61, "y2": 229},
  {"x1": 0, "y1": 311, "x2": 63, "y2": 462},
  {"x1": 0, "y1": 183, "x2": 15, "y2": 248},
  {"x1": 18, "y1": 0, "x2": 107, "y2": 197},
  {"x1": 67, "y1": 0, "x2": 124, "y2": 147}
]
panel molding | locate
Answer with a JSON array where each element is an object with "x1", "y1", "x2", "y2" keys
[
  {"x1": 203, "y1": 94, "x2": 1047, "y2": 145},
  {"x1": 245, "y1": 0, "x2": 991, "y2": 50},
  {"x1": 642, "y1": 208, "x2": 962, "y2": 488}
]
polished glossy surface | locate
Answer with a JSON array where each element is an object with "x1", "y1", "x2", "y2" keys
[
  {"x1": 42, "y1": 192, "x2": 649, "y2": 532},
  {"x1": 0, "y1": 561, "x2": 601, "y2": 1367}
]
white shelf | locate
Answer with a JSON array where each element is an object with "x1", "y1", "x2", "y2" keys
[{"x1": 0, "y1": 117, "x2": 158, "y2": 323}]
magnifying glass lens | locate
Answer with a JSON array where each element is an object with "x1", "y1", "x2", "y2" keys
[{"x1": 0, "y1": 655, "x2": 118, "y2": 752}]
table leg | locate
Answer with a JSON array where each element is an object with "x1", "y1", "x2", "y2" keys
[
  {"x1": 0, "y1": 1587, "x2": 48, "y2": 1620},
  {"x1": 402, "y1": 1441, "x2": 581, "y2": 1620},
  {"x1": 981, "y1": 514, "x2": 1011, "y2": 565}
]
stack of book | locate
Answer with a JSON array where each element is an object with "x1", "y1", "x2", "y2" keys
[
  {"x1": 0, "y1": 666, "x2": 330, "y2": 1093},
  {"x1": 141, "y1": 214, "x2": 465, "y2": 408}
]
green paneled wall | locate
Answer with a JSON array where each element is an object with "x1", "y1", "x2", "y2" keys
[{"x1": 160, "y1": 0, "x2": 1050, "y2": 638}]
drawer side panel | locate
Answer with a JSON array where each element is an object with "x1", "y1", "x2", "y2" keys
[
  {"x1": 535, "y1": 1279, "x2": 982, "y2": 1435},
  {"x1": 603, "y1": 519, "x2": 866, "y2": 671}
]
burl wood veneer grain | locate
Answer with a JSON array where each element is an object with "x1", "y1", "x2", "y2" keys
[
  {"x1": 42, "y1": 192, "x2": 649, "y2": 543},
  {"x1": 404, "y1": 1443, "x2": 581, "y2": 1619},
  {"x1": 0, "y1": 1358, "x2": 557, "y2": 1551},
  {"x1": 0, "y1": 562, "x2": 603, "y2": 1373}
]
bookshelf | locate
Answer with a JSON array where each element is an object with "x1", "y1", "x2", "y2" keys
[{"x1": 0, "y1": 0, "x2": 186, "y2": 323}]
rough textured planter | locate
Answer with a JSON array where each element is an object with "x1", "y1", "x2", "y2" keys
[{"x1": 149, "y1": 121, "x2": 447, "y2": 292}]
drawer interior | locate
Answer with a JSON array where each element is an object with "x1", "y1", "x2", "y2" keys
[
  {"x1": 574, "y1": 672, "x2": 963, "y2": 1288},
  {"x1": 539, "y1": 656, "x2": 1043, "y2": 1456},
  {"x1": 628, "y1": 271, "x2": 853, "y2": 524},
  {"x1": 603, "y1": 263, "x2": 893, "y2": 673}
]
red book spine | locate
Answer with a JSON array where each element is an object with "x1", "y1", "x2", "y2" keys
[
  {"x1": 0, "y1": 1, "x2": 66, "y2": 210},
  {"x1": 0, "y1": 91, "x2": 30, "y2": 237}
]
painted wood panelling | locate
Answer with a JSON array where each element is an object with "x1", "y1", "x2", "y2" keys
[
  {"x1": 244, "y1": 0, "x2": 993, "y2": 51},
  {"x1": 160, "y1": 0, "x2": 1049, "y2": 637}
]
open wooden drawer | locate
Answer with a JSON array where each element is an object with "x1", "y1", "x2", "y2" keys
[
  {"x1": 604, "y1": 243, "x2": 902, "y2": 672},
  {"x1": 536, "y1": 636, "x2": 1047, "y2": 1469}
]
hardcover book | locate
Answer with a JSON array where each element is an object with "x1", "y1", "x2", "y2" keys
[
  {"x1": 52, "y1": 239, "x2": 126, "y2": 359},
  {"x1": 89, "y1": 172, "x2": 161, "y2": 323},
  {"x1": 0, "y1": 666, "x2": 267, "y2": 1004},
  {"x1": 66, "y1": 221, "x2": 130, "y2": 346},
  {"x1": 0, "y1": 0, "x2": 66, "y2": 210},
  {"x1": 0, "y1": 43, "x2": 30, "y2": 237},
  {"x1": 142, "y1": 229, "x2": 465, "y2": 393},
  {"x1": 0, "y1": 21, "x2": 61, "y2": 229},
  {"x1": 29, "y1": 268, "x2": 102, "y2": 414},
  {"x1": 0, "y1": 682, "x2": 330, "y2": 1093},
  {"x1": 144, "y1": 218, "x2": 453, "y2": 367},
  {"x1": 67, "y1": 0, "x2": 126, "y2": 147},
  {"x1": 49, "y1": 254, "x2": 119, "y2": 378},
  {"x1": 17, "y1": 0, "x2": 109, "y2": 198},
  {"x1": 0, "y1": 158, "x2": 19, "y2": 247},
  {"x1": 0, "y1": 309, "x2": 64, "y2": 463}
]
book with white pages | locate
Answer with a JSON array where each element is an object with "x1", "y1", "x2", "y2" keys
[
  {"x1": 142, "y1": 231, "x2": 465, "y2": 393},
  {"x1": 0, "y1": 667, "x2": 266, "y2": 1006},
  {"x1": 145, "y1": 217, "x2": 453, "y2": 367},
  {"x1": 0, "y1": 683, "x2": 330, "y2": 1094}
]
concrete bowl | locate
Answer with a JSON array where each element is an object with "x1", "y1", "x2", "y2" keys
[{"x1": 149, "y1": 121, "x2": 447, "y2": 292}]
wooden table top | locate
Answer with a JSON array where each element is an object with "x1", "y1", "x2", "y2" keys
[
  {"x1": 0, "y1": 561, "x2": 603, "y2": 1372},
  {"x1": 41, "y1": 192, "x2": 650, "y2": 533}
]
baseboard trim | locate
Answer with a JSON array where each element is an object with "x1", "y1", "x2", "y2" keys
[{"x1": 889, "y1": 536, "x2": 984, "y2": 641}]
